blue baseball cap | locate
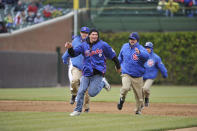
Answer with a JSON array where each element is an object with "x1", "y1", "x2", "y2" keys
[
  {"x1": 80, "y1": 27, "x2": 90, "y2": 33},
  {"x1": 129, "y1": 32, "x2": 139, "y2": 41}
]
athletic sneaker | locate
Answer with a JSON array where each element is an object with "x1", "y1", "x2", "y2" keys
[
  {"x1": 117, "y1": 98, "x2": 124, "y2": 110},
  {"x1": 103, "y1": 78, "x2": 111, "y2": 91},
  {"x1": 135, "y1": 110, "x2": 142, "y2": 115},
  {"x1": 70, "y1": 111, "x2": 81, "y2": 116},
  {"x1": 145, "y1": 98, "x2": 149, "y2": 107},
  {"x1": 70, "y1": 95, "x2": 76, "y2": 105},
  {"x1": 141, "y1": 104, "x2": 144, "y2": 110},
  {"x1": 84, "y1": 108, "x2": 89, "y2": 113}
]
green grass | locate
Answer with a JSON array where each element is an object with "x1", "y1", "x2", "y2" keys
[
  {"x1": 0, "y1": 88, "x2": 67, "y2": 101},
  {"x1": 0, "y1": 85, "x2": 197, "y2": 104},
  {"x1": 0, "y1": 86, "x2": 197, "y2": 131},
  {"x1": 0, "y1": 112, "x2": 197, "y2": 131}
]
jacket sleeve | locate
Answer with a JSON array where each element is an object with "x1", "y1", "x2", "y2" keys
[
  {"x1": 118, "y1": 46, "x2": 124, "y2": 64},
  {"x1": 112, "y1": 56, "x2": 120, "y2": 70},
  {"x1": 156, "y1": 57, "x2": 168, "y2": 78},
  {"x1": 68, "y1": 44, "x2": 83, "y2": 57},
  {"x1": 138, "y1": 47, "x2": 149, "y2": 62},
  {"x1": 62, "y1": 50, "x2": 70, "y2": 64},
  {"x1": 102, "y1": 42, "x2": 116, "y2": 59}
]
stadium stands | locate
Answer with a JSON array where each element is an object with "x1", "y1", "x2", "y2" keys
[
  {"x1": 0, "y1": 0, "x2": 72, "y2": 33},
  {"x1": 1, "y1": 0, "x2": 197, "y2": 32},
  {"x1": 87, "y1": 0, "x2": 197, "y2": 32}
]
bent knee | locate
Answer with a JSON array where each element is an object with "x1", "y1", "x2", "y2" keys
[
  {"x1": 121, "y1": 87, "x2": 130, "y2": 92},
  {"x1": 71, "y1": 79, "x2": 80, "y2": 85},
  {"x1": 88, "y1": 92, "x2": 96, "y2": 97},
  {"x1": 88, "y1": 90, "x2": 97, "y2": 97}
]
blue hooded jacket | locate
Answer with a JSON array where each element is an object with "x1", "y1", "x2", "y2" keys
[
  {"x1": 143, "y1": 50, "x2": 168, "y2": 80},
  {"x1": 118, "y1": 42, "x2": 149, "y2": 77},
  {"x1": 70, "y1": 40, "x2": 116, "y2": 77},
  {"x1": 62, "y1": 36, "x2": 85, "y2": 70}
]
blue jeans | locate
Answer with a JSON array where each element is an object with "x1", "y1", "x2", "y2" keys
[{"x1": 74, "y1": 75, "x2": 105, "y2": 112}]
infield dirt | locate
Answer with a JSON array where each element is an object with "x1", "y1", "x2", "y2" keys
[{"x1": 0, "y1": 101, "x2": 197, "y2": 117}]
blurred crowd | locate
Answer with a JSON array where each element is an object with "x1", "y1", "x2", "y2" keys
[
  {"x1": 1, "y1": 0, "x2": 197, "y2": 33},
  {"x1": 0, "y1": 0, "x2": 68, "y2": 33},
  {"x1": 124, "y1": 0, "x2": 197, "y2": 17},
  {"x1": 157, "y1": 0, "x2": 197, "y2": 17}
]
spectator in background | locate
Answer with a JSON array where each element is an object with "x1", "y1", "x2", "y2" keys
[
  {"x1": 51, "y1": 8, "x2": 62, "y2": 18},
  {"x1": 4, "y1": 13, "x2": 14, "y2": 31},
  {"x1": 184, "y1": 0, "x2": 194, "y2": 17},
  {"x1": 26, "y1": 11, "x2": 35, "y2": 24},
  {"x1": 34, "y1": 0, "x2": 42, "y2": 8},
  {"x1": 157, "y1": 0, "x2": 167, "y2": 15},
  {"x1": 27, "y1": 2, "x2": 38, "y2": 17},
  {"x1": 43, "y1": 4, "x2": 52, "y2": 19},
  {"x1": 34, "y1": 12, "x2": 43, "y2": 24},
  {"x1": 194, "y1": 0, "x2": 197, "y2": 15},
  {"x1": 0, "y1": 0, "x2": 5, "y2": 9},
  {"x1": 165, "y1": 0, "x2": 180, "y2": 17},
  {"x1": 14, "y1": 11, "x2": 22, "y2": 27},
  {"x1": 3, "y1": 0, "x2": 17, "y2": 15},
  {"x1": 21, "y1": 10, "x2": 26, "y2": 23},
  {"x1": 14, "y1": 0, "x2": 24, "y2": 12},
  {"x1": 0, "y1": 21, "x2": 7, "y2": 33},
  {"x1": 124, "y1": 0, "x2": 130, "y2": 4},
  {"x1": 14, "y1": 11, "x2": 25, "y2": 28}
]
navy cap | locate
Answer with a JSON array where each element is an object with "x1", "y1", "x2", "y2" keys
[
  {"x1": 80, "y1": 27, "x2": 90, "y2": 33},
  {"x1": 129, "y1": 32, "x2": 139, "y2": 41}
]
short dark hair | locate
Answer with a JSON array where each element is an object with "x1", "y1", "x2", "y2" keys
[
  {"x1": 88, "y1": 28, "x2": 99, "y2": 37},
  {"x1": 87, "y1": 29, "x2": 100, "y2": 44}
]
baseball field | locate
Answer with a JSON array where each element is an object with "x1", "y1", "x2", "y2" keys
[{"x1": 0, "y1": 85, "x2": 197, "y2": 131}]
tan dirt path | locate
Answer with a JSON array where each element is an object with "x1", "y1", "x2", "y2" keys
[{"x1": 0, "y1": 101, "x2": 197, "y2": 117}]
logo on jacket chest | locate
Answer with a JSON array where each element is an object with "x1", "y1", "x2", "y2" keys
[
  {"x1": 132, "y1": 53, "x2": 139, "y2": 61},
  {"x1": 85, "y1": 49, "x2": 103, "y2": 57},
  {"x1": 147, "y1": 59, "x2": 154, "y2": 67}
]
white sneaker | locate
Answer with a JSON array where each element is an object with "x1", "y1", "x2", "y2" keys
[
  {"x1": 103, "y1": 77, "x2": 111, "y2": 91},
  {"x1": 70, "y1": 111, "x2": 81, "y2": 116}
]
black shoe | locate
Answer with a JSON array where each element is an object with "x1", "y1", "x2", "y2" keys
[
  {"x1": 84, "y1": 108, "x2": 89, "y2": 113},
  {"x1": 145, "y1": 98, "x2": 149, "y2": 107},
  {"x1": 135, "y1": 110, "x2": 141, "y2": 115},
  {"x1": 70, "y1": 95, "x2": 76, "y2": 105},
  {"x1": 117, "y1": 98, "x2": 124, "y2": 110}
]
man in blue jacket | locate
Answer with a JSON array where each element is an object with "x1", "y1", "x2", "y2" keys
[
  {"x1": 65, "y1": 29, "x2": 121, "y2": 116},
  {"x1": 62, "y1": 27, "x2": 111, "y2": 113},
  {"x1": 143, "y1": 42, "x2": 168, "y2": 107},
  {"x1": 117, "y1": 32, "x2": 149, "y2": 115},
  {"x1": 62, "y1": 27, "x2": 90, "y2": 112}
]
